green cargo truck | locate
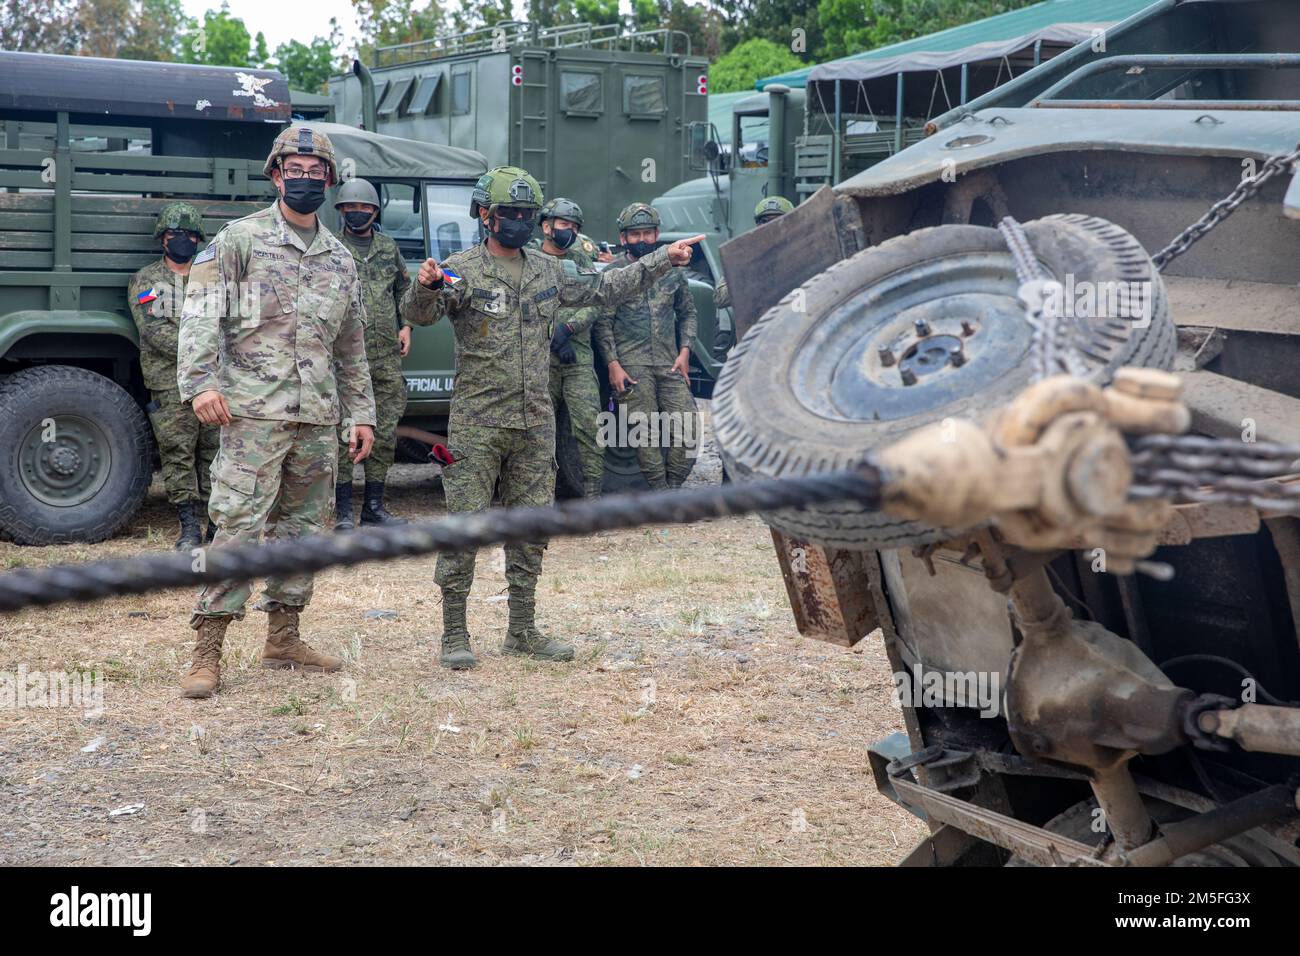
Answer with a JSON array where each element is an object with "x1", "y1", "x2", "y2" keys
[{"x1": 0, "y1": 51, "x2": 488, "y2": 545}]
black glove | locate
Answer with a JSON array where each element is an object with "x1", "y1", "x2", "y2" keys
[{"x1": 550, "y1": 323, "x2": 577, "y2": 365}]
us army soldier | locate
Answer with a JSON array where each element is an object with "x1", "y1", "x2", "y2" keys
[
  {"x1": 176, "y1": 125, "x2": 377, "y2": 700},
  {"x1": 127, "y1": 202, "x2": 221, "y2": 551},
  {"x1": 531, "y1": 197, "x2": 605, "y2": 498},
  {"x1": 401, "y1": 166, "x2": 704, "y2": 670},
  {"x1": 331, "y1": 177, "x2": 411, "y2": 530},
  {"x1": 597, "y1": 202, "x2": 700, "y2": 490}
]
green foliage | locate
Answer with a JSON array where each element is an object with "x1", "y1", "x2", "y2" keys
[
  {"x1": 275, "y1": 20, "x2": 343, "y2": 93},
  {"x1": 818, "y1": 0, "x2": 1043, "y2": 60},
  {"x1": 709, "y1": 37, "x2": 804, "y2": 93},
  {"x1": 181, "y1": 1, "x2": 255, "y2": 67}
]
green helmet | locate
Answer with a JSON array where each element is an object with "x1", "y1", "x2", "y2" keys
[
  {"x1": 539, "y1": 197, "x2": 584, "y2": 228},
  {"x1": 263, "y1": 124, "x2": 339, "y2": 184},
  {"x1": 616, "y1": 202, "x2": 661, "y2": 233},
  {"x1": 470, "y1": 166, "x2": 543, "y2": 218},
  {"x1": 153, "y1": 202, "x2": 205, "y2": 240},
  {"x1": 754, "y1": 196, "x2": 794, "y2": 223},
  {"x1": 333, "y1": 177, "x2": 380, "y2": 209}
]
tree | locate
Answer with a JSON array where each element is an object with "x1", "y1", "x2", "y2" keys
[
  {"x1": 1, "y1": 0, "x2": 79, "y2": 54},
  {"x1": 118, "y1": 0, "x2": 193, "y2": 61},
  {"x1": 276, "y1": 20, "x2": 343, "y2": 93},
  {"x1": 818, "y1": 0, "x2": 1042, "y2": 61},
  {"x1": 709, "y1": 36, "x2": 804, "y2": 93},
  {"x1": 181, "y1": 2, "x2": 256, "y2": 68},
  {"x1": 351, "y1": 0, "x2": 449, "y2": 63},
  {"x1": 719, "y1": 0, "x2": 823, "y2": 65}
]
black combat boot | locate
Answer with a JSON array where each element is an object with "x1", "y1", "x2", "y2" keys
[
  {"x1": 204, "y1": 520, "x2": 217, "y2": 543},
  {"x1": 334, "y1": 482, "x2": 355, "y2": 532},
  {"x1": 360, "y1": 480, "x2": 405, "y2": 526},
  {"x1": 174, "y1": 502, "x2": 202, "y2": 551}
]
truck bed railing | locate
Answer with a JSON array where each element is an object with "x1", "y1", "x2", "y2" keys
[
  {"x1": 1031, "y1": 53, "x2": 1300, "y2": 110},
  {"x1": 373, "y1": 20, "x2": 692, "y2": 67}
]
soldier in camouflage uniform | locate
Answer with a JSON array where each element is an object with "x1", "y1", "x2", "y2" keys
[
  {"x1": 596, "y1": 202, "x2": 700, "y2": 490},
  {"x1": 127, "y1": 202, "x2": 221, "y2": 551},
  {"x1": 531, "y1": 197, "x2": 605, "y2": 498},
  {"x1": 331, "y1": 177, "x2": 411, "y2": 530},
  {"x1": 402, "y1": 166, "x2": 704, "y2": 670},
  {"x1": 713, "y1": 196, "x2": 794, "y2": 312},
  {"x1": 176, "y1": 125, "x2": 377, "y2": 699}
]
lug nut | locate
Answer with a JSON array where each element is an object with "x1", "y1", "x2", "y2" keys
[
  {"x1": 950, "y1": 350, "x2": 966, "y2": 367},
  {"x1": 961, "y1": 321, "x2": 976, "y2": 337},
  {"x1": 914, "y1": 319, "x2": 931, "y2": 337},
  {"x1": 878, "y1": 346, "x2": 896, "y2": 367},
  {"x1": 900, "y1": 368, "x2": 918, "y2": 386}
]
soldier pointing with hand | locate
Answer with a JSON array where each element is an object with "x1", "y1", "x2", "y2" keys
[{"x1": 401, "y1": 165, "x2": 704, "y2": 670}]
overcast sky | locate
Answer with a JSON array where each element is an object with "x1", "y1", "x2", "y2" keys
[{"x1": 180, "y1": 1, "x2": 642, "y2": 57}]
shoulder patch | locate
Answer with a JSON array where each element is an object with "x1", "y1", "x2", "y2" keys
[{"x1": 193, "y1": 243, "x2": 216, "y2": 265}]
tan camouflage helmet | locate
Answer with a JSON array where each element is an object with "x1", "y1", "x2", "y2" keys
[
  {"x1": 754, "y1": 196, "x2": 795, "y2": 223},
  {"x1": 616, "y1": 202, "x2": 661, "y2": 233},
  {"x1": 538, "y1": 196, "x2": 584, "y2": 228},
  {"x1": 153, "y1": 201, "x2": 205, "y2": 240},
  {"x1": 470, "y1": 166, "x2": 543, "y2": 218},
  {"x1": 263, "y1": 124, "x2": 339, "y2": 184}
]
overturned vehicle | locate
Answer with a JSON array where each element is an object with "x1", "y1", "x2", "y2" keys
[{"x1": 714, "y1": 0, "x2": 1300, "y2": 865}]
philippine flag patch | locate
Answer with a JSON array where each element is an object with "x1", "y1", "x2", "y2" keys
[
  {"x1": 442, "y1": 267, "x2": 462, "y2": 284},
  {"x1": 136, "y1": 288, "x2": 159, "y2": 304}
]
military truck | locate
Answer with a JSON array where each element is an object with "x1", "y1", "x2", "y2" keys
[
  {"x1": 327, "y1": 20, "x2": 710, "y2": 244},
  {"x1": 0, "y1": 52, "x2": 488, "y2": 545},
  {"x1": 715, "y1": 0, "x2": 1300, "y2": 865}
]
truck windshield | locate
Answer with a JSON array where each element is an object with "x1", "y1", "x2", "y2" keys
[{"x1": 423, "y1": 183, "x2": 479, "y2": 263}]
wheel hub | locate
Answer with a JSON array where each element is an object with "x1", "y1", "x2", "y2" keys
[{"x1": 20, "y1": 415, "x2": 111, "y2": 507}]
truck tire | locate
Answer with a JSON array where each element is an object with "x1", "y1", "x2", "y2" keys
[
  {"x1": 713, "y1": 214, "x2": 1175, "y2": 550},
  {"x1": 0, "y1": 365, "x2": 152, "y2": 545}
]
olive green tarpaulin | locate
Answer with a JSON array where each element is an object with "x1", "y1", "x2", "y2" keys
[{"x1": 312, "y1": 122, "x2": 488, "y2": 180}]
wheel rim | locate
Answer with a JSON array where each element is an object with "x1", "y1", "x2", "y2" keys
[
  {"x1": 19, "y1": 415, "x2": 112, "y2": 507},
  {"x1": 789, "y1": 251, "x2": 1043, "y2": 423}
]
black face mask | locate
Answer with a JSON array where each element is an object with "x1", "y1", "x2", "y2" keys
[
  {"x1": 625, "y1": 240, "x2": 656, "y2": 259},
  {"x1": 163, "y1": 234, "x2": 198, "y2": 263},
  {"x1": 550, "y1": 227, "x2": 577, "y2": 250},
  {"x1": 494, "y1": 216, "x2": 534, "y2": 249},
  {"x1": 281, "y1": 178, "x2": 326, "y2": 214},
  {"x1": 344, "y1": 210, "x2": 376, "y2": 232}
]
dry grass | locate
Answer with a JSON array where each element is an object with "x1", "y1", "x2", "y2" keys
[{"x1": 0, "y1": 448, "x2": 924, "y2": 866}]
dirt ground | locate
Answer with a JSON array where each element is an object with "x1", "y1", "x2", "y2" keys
[{"x1": 0, "y1": 405, "x2": 924, "y2": 866}]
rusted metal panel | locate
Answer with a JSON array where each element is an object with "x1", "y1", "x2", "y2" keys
[{"x1": 770, "y1": 529, "x2": 878, "y2": 646}]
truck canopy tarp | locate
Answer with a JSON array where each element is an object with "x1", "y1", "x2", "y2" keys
[
  {"x1": 757, "y1": 0, "x2": 1156, "y2": 89},
  {"x1": 312, "y1": 122, "x2": 488, "y2": 180},
  {"x1": 0, "y1": 51, "x2": 291, "y2": 123}
]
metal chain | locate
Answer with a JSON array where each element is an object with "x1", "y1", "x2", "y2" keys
[
  {"x1": 0, "y1": 468, "x2": 884, "y2": 614},
  {"x1": 1151, "y1": 144, "x2": 1300, "y2": 271},
  {"x1": 1128, "y1": 434, "x2": 1300, "y2": 511},
  {"x1": 998, "y1": 216, "x2": 1090, "y2": 381}
]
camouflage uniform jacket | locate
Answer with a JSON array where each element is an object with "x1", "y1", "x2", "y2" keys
[
  {"x1": 401, "y1": 241, "x2": 676, "y2": 430},
  {"x1": 527, "y1": 237, "x2": 600, "y2": 367},
  {"x1": 340, "y1": 229, "x2": 409, "y2": 372},
  {"x1": 128, "y1": 257, "x2": 190, "y2": 392},
  {"x1": 178, "y1": 201, "x2": 377, "y2": 428},
  {"x1": 594, "y1": 253, "x2": 698, "y2": 367}
]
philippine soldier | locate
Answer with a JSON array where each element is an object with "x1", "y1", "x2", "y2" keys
[
  {"x1": 176, "y1": 125, "x2": 377, "y2": 699},
  {"x1": 331, "y1": 177, "x2": 410, "y2": 530},
  {"x1": 402, "y1": 166, "x2": 703, "y2": 670},
  {"x1": 714, "y1": 196, "x2": 794, "y2": 311},
  {"x1": 532, "y1": 197, "x2": 605, "y2": 498},
  {"x1": 127, "y1": 202, "x2": 221, "y2": 551},
  {"x1": 596, "y1": 202, "x2": 700, "y2": 490}
]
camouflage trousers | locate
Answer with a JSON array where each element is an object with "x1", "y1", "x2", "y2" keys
[
  {"x1": 339, "y1": 362, "x2": 406, "y2": 483},
  {"x1": 614, "y1": 365, "x2": 698, "y2": 489},
  {"x1": 435, "y1": 423, "x2": 555, "y2": 602},
  {"x1": 549, "y1": 359, "x2": 604, "y2": 494},
  {"x1": 148, "y1": 388, "x2": 220, "y2": 506},
  {"x1": 193, "y1": 416, "x2": 337, "y2": 623}
]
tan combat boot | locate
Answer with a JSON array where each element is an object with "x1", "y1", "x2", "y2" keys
[
  {"x1": 262, "y1": 606, "x2": 342, "y2": 672},
  {"x1": 181, "y1": 617, "x2": 230, "y2": 699}
]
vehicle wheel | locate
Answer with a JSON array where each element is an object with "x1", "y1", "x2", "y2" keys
[
  {"x1": 0, "y1": 365, "x2": 152, "y2": 545},
  {"x1": 1006, "y1": 796, "x2": 1286, "y2": 866},
  {"x1": 554, "y1": 401, "x2": 585, "y2": 500},
  {"x1": 713, "y1": 214, "x2": 1175, "y2": 550}
]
